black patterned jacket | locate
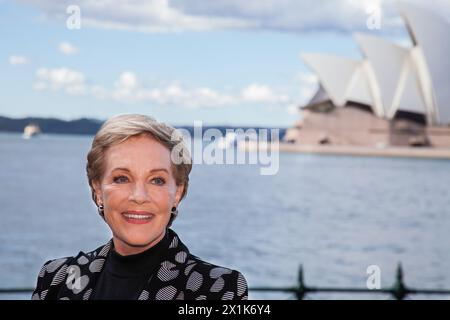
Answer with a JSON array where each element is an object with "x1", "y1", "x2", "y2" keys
[{"x1": 32, "y1": 228, "x2": 248, "y2": 300}]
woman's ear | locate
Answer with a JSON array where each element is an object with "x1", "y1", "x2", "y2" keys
[
  {"x1": 174, "y1": 184, "x2": 185, "y2": 207},
  {"x1": 92, "y1": 180, "x2": 103, "y2": 205}
]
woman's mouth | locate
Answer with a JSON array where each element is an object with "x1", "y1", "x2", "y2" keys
[{"x1": 122, "y1": 211, "x2": 154, "y2": 224}]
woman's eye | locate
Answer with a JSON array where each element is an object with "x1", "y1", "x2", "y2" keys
[
  {"x1": 113, "y1": 175, "x2": 129, "y2": 183},
  {"x1": 152, "y1": 177, "x2": 166, "y2": 186}
]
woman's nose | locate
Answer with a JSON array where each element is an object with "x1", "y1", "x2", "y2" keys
[{"x1": 129, "y1": 182, "x2": 150, "y2": 204}]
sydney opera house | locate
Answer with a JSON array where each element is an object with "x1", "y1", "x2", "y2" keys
[{"x1": 284, "y1": 3, "x2": 450, "y2": 149}]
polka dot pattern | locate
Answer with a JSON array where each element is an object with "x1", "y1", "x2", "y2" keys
[
  {"x1": 222, "y1": 291, "x2": 235, "y2": 300},
  {"x1": 210, "y1": 277, "x2": 225, "y2": 292},
  {"x1": 184, "y1": 262, "x2": 197, "y2": 276},
  {"x1": 88, "y1": 259, "x2": 105, "y2": 273},
  {"x1": 31, "y1": 229, "x2": 248, "y2": 301},
  {"x1": 83, "y1": 288, "x2": 92, "y2": 300},
  {"x1": 156, "y1": 285, "x2": 177, "y2": 300},
  {"x1": 237, "y1": 273, "x2": 247, "y2": 297},
  {"x1": 50, "y1": 265, "x2": 68, "y2": 287},
  {"x1": 45, "y1": 258, "x2": 67, "y2": 273},
  {"x1": 138, "y1": 290, "x2": 149, "y2": 300},
  {"x1": 169, "y1": 236, "x2": 178, "y2": 249},
  {"x1": 210, "y1": 267, "x2": 232, "y2": 279},
  {"x1": 186, "y1": 271, "x2": 203, "y2": 292},
  {"x1": 157, "y1": 261, "x2": 180, "y2": 281},
  {"x1": 175, "y1": 251, "x2": 187, "y2": 263},
  {"x1": 77, "y1": 256, "x2": 89, "y2": 265},
  {"x1": 40, "y1": 290, "x2": 48, "y2": 300}
]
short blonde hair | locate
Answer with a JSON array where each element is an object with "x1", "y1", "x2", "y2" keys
[{"x1": 86, "y1": 114, "x2": 192, "y2": 221}]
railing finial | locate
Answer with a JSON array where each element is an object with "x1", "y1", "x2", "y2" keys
[
  {"x1": 296, "y1": 264, "x2": 307, "y2": 300},
  {"x1": 391, "y1": 261, "x2": 408, "y2": 300}
]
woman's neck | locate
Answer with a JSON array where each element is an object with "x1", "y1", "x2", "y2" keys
[{"x1": 112, "y1": 230, "x2": 166, "y2": 256}]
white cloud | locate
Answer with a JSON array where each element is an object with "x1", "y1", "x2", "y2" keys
[
  {"x1": 9, "y1": 55, "x2": 29, "y2": 65},
  {"x1": 34, "y1": 67, "x2": 86, "y2": 95},
  {"x1": 19, "y1": 0, "x2": 253, "y2": 33},
  {"x1": 33, "y1": 67, "x2": 296, "y2": 109},
  {"x1": 111, "y1": 82, "x2": 236, "y2": 108},
  {"x1": 115, "y1": 71, "x2": 138, "y2": 90},
  {"x1": 59, "y1": 41, "x2": 79, "y2": 55},
  {"x1": 16, "y1": 0, "x2": 450, "y2": 34},
  {"x1": 241, "y1": 84, "x2": 288, "y2": 103},
  {"x1": 112, "y1": 71, "x2": 140, "y2": 100}
]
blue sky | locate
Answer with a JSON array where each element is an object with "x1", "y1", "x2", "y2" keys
[{"x1": 1, "y1": 0, "x2": 448, "y2": 126}]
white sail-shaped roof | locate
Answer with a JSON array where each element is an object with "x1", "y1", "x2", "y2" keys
[
  {"x1": 346, "y1": 64, "x2": 372, "y2": 106},
  {"x1": 354, "y1": 33, "x2": 410, "y2": 117},
  {"x1": 300, "y1": 3, "x2": 449, "y2": 125},
  {"x1": 346, "y1": 60, "x2": 384, "y2": 117},
  {"x1": 301, "y1": 53, "x2": 380, "y2": 115},
  {"x1": 399, "y1": 2, "x2": 450, "y2": 125},
  {"x1": 301, "y1": 53, "x2": 359, "y2": 107},
  {"x1": 390, "y1": 53, "x2": 428, "y2": 118},
  {"x1": 307, "y1": 83, "x2": 330, "y2": 106}
]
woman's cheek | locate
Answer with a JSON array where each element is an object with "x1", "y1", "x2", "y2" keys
[
  {"x1": 151, "y1": 187, "x2": 172, "y2": 210},
  {"x1": 104, "y1": 184, "x2": 128, "y2": 206}
]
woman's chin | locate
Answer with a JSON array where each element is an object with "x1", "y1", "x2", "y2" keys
[
  {"x1": 120, "y1": 230, "x2": 163, "y2": 248},
  {"x1": 127, "y1": 240, "x2": 154, "y2": 248}
]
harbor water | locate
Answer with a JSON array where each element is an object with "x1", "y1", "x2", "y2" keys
[{"x1": 1, "y1": 132, "x2": 450, "y2": 299}]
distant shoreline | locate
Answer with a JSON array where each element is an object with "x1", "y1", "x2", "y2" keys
[
  {"x1": 0, "y1": 115, "x2": 103, "y2": 135},
  {"x1": 241, "y1": 141, "x2": 450, "y2": 160},
  {"x1": 0, "y1": 115, "x2": 287, "y2": 138}
]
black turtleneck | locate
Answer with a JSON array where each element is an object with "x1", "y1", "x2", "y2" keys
[{"x1": 91, "y1": 230, "x2": 170, "y2": 300}]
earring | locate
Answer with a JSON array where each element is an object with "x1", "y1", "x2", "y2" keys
[
  {"x1": 168, "y1": 206, "x2": 179, "y2": 228},
  {"x1": 98, "y1": 204, "x2": 104, "y2": 217},
  {"x1": 171, "y1": 206, "x2": 178, "y2": 218}
]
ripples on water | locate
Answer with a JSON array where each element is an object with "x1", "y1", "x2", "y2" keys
[{"x1": 1, "y1": 132, "x2": 450, "y2": 300}]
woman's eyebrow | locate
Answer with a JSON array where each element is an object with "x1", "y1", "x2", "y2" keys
[
  {"x1": 111, "y1": 167, "x2": 169, "y2": 173},
  {"x1": 111, "y1": 167, "x2": 130, "y2": 172},
  {"x1": 148, "y1": 168, "x2": 169, "y2": 174}
]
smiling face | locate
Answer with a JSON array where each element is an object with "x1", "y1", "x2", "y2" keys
[{"x1": 93, "y1": 134, "x2": 184, "y2": 256}]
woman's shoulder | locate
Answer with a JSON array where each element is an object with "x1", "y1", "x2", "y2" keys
[
  {"x1": 32, "y1": 255, "x2": 74, "y2": 300},
  {"x1": 182, "y1": 253, "x2": 248, "y2": 300},
  {"x1": 38, "y1": 241, "x2": 110, "y2": 273},
  {"x1": 32, "y1": 242, "x2": 111, "y2": 299}
]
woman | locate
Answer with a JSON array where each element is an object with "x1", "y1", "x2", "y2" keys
[{"x1": 32, "y1": 114, "x2": 248, "y2": 300}]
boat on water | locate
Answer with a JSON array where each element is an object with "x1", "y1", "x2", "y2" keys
[{"x1": 22, "y1": 123, "x2": 41, "y2": 139}]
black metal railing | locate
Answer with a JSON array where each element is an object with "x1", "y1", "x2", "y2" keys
[
  {"x1": 250, "y1": 263, "x2": 450, "y2": 299},
  {"x1": 0, "y1": 288, "x2": 34, "y2": 294},
  {"x1": 2, "y1": 263, "x2": 450, "y2": 299}
]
